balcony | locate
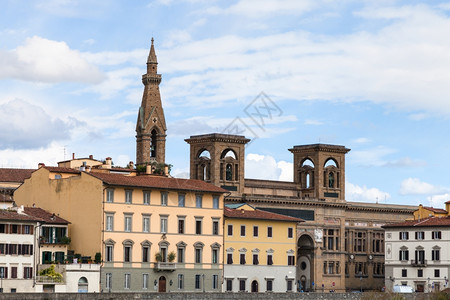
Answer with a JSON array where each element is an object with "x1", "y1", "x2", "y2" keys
[
  {"x1": 36, "y1": 275, "x2": 65, "y2": 284},
  {"x1": 411, "y1": 260, "x2": 427, "y2": 267},
  {"x1": 155, "y1": 262, "x2": 176, "y2": 271}
]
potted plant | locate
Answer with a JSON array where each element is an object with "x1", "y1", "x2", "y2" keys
[
  {"x1": 155, "y1": 252, "x2": 162, "y2": 262},
  {"x1": 168, "y1": 251, "x2": 176, "y2": 262}
]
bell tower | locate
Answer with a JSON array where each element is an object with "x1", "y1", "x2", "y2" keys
[
  {"x1": 289, "y1": 144, "x2": 350, "y2": 202},
  {"x1": 136, "y1": 38, "x2": 167, "y2": 166}
]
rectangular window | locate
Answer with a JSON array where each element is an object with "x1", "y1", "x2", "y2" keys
[
  {"x1": 240, "y1": 253, "x2": 246, "y2": 265},
  {"x1": 287, "y1": 279, "x2": 293, "y2": 291},
  {"x1": 432, "y1": 231, "x2": 442, "y2": 240},
  {"x1": 177, "y1": 247, "x2": 184, "y2": 263},
  {"x1": 178, "y1": 218, "x2": 185, "y2": 234},
  {"x1": 212, "y1": 249, "x2": 219, "y2": 264},
  {"x1": 0, "y1": 224, "x2": 4, "y2": 233},
  {"x1": 399, "y1": 231, "x2": 409, "y2": 240},
  {"x1": 253, "y1": 254, "x2": 259, "y2": 265},
  {"x1": 23, "y1": 267, "x2": 33, "y2": 279},
  {"x1": 266, "y1": 279, "x2": 273, "y2": 292},
  {"x1": 23, "y1": 225, "x2": 31, "y2": 234},
  {"x1": 415, "y1": 231, "x2": 424, "y2": 240},
  {"x1": 213, "y1": 196, "x2": 219, "y2": 209},
  {"x1": 124, "y1": 215, "x2": 132, "y2": 232},
  {"x1": 143, "y1": 191, "x2": 150, "y2": 205},
  {"x1": 11, "y1": 267, "x2": 17, "y2": 279},
  {"x1": 399, "y1": 250, "x2": 409, "y2": 261},
  {"x1": 288, "y1": 227, "x2": 294, "y2": 238},
  {"x1": 106, "y1": 245, "x2": 113, "y2": 262},
  {"x1": 195, "y1": 274, "x2": 201, "y2": 289},
  {"x1": 267, "y1": 254, "x2": 273, "y2": 265},
  {"x1": 195, "y1": 248, "x2": 202, "y2": 263},
  {"x1": 435, "y1": 269, "x2": 440, "y2": 277},
  {"x1": 124, "y1": 246, "x2": 131, "y2": 262},
  {"x1": 178, "y1": 274, "x2": 184, "y2": 289},
  {"x1": 253, "y1": 226, "x2": 258, "y2": 237},
  {"x1": 418, "y1": 269, "x2": 423, "y2": 277},
  {"x1": 226, "y1": 279, "x2": 233, "y2": 291},
  {"x1": 161, "y1": 192, "x2": 168, "y2": 206},
  {"x1": 106, "y1": 189, "x2": 114, "y2": 202},
  {"x1": 106, "y1": 214, "x2": 114, "y2": 231},
  {"x1": 432, "y1": 249, "x2": 440, "y2": 261},
  {"x1": 160, "y1": 216, "x2": 168, "y2": 233},
  {"x1": 402, "y1": 269, "x2": 407, "y2": 277},
  {"x1": 125, "y1": 190, "x2": 132, "y2": 204},
  {"x1": 227, "y1": 224, "x2": 233, "y2": 236},
  {"x1": 239, "y1": 279, "x2": 246, "y2": 292},
  {"x1": 142, "y1": 246, "x2": 150, "y2": 262},
  {"x1": 288, "y1": 255, "x2": 295, "y2": 266},
  {"x1": 240, "y1": 225, "x2": 246, "y2": 237},
  {"x1": 195, "y1": 219, "x2": 202, "y2": 235},
  {"x1": 212, "y1": 220, "x2": 219, "y2": 235},
  {"x1": 0, "y1": 267, "x2": 7, "y2": 279},
  {"x1": 11, "y1": 225, "x2": 18, "y2": 234},
  {"x1": 212, "y1": 274, "x2": 219, "y2": 289},
  {"x1": 227, "y1": 253, "x2": 233, "y2": 264},
  {"x1": 143, "y1": 273, "x2": 149, "y2": 289},
  {"x1": 196, "y1": 195, "x2": 202, "y2": 208},
  {"x1": 124, "y1": 273, "x2": 131, "y2": 289},
  {"x1": 106, "y1": 273, "x2": 112, "y2": 290},
  {"x1": 267, "y1": 226, "x2": 273, "y2": 238},
  {"x1": 142, "y1": 215, "x2": 150, "y2": 233},
  {"x1": 178, "y1": 193, "x2": 185, "y2": 207}
]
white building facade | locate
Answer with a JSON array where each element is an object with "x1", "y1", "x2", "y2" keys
[{"x1": 384, "y1": 217, "x2": 450, "y2": 293}]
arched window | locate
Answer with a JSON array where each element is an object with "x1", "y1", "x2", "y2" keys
[
  {"x1": 78, "y1": 277, "x2": 88, "y2": 293},
  {"x1": 226, "y1": 164, "x2": 233, "y2": 181},
  {"x1": 221, "y1": 149, "x2": 236, "y2": 159},
  {"x1": 324, "y1": 158, "x2": 338, "y2": 168},
  {"x1": 150, "y1": 129, "x2": 157, "y2": 158}
]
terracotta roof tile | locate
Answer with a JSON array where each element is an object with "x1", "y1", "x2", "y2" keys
[
  {"x1": 0, "y1": 168, "x2": 34, "y2": 183},
  {"x1": 23, "y1": 207, "x2": 70, "y2": 225},
  {"x1": 43, "y1": 166, "x2": 81, "y2": 174},
  {"x1": 422, "y1": 206, "x2": 448, "y2": 214},
  {"x1": 382, "y1": 216, "x2": 450, "y2": 228},
  {"x1": 224, "y1": 207, "x2": 304, "y2": 222},
  {"x1": 0, "y1": 210, "x2": 42, "y2": 222},
  {"x1": 89, "y1": 172, "x2": 227, "y2": 194}
]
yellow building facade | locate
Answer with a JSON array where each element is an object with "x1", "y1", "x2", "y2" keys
[{"x1": 223, "y1": 204, "x2": 303, "y2": 292}]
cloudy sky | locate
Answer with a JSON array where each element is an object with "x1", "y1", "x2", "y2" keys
[{"x1": 1, "y1": 0, "x2": 450, "y2": 207}]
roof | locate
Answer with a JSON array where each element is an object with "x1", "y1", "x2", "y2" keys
[
  {"x1": 23, "y1": 207, "x2": 70, "y2": 225},
  {"x1": 0, "y1": 210, "x2": 42, "y2": 222},
  {"x1": 224, "y1": 207, "x2": 304, "y2": 222},
  {"x1": 0, "y1": 168, "x2": 34, "y2": 183},
  {"x1": 225, "y1": 203, "x2": 247, "y2": 209},
  {"x1": 382, "y1": 216, "x2": 450, "y2": 228},
  {"x1": 89, "y1": 172, "x2": 227, "y2": 193},
  {"x1": 43, "y1": 166, "x2": 81, "y2": 174},
  {"x1": 421, "y1": 206, "x2": 448, "y2": 214}
]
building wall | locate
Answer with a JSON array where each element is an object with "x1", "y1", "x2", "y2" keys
[{"x1": 14, "y1": 168, "x2": 104, "y2": 257}]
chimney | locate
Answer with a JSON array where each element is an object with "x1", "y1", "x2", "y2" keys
[
  {"x1": 105, "y1": 157, "x2": 112, "y2": 169},
  {"x1": 38, "y1": 163, "x2": 45, "y2": 168},
  {"x1": 129, "y1": 161, "x2": 135, "y2": 169},
  {"x1": 146, "y1": 165, "x2": 152, "y2": 175},
  {"x1": 89, "y1": 155, "x2": 93, "y2": 160},
  {"x1": 164, "y1": 166, "x2": 169, "y2": 176},
  {"x1": 80, "y1": 161, "x2": 87, "y2": 172},
  {"x1": 72, "y1": 153, "x2": 75, "y2": 159}
]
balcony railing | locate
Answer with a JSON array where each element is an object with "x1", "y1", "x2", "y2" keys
[
  {"x1": 411, "y1": 260, "x2": 427, "y2": 267},
  {"x1": 155, "y1": 262, "x2": 176, "y2": 271},
  {"x1": 35, "y1": 275, "x2": 65, "y2": 284}
]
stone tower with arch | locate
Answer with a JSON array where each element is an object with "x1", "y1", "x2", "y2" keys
[
  {"x1": 289, "y1": 144, "x2": 350, "y2": 202},
  {"x1": 136, "y1": 38, "x2": 167, "y2": 166},
  {"x1": 185, "y1": 133, "x2": 250, "y2": 195}
]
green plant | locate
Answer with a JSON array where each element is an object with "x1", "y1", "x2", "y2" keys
[
  {"x1": 60, "y1": 236, "x2": 71, "y2": 245},
  {"x1": 94, "y1": 252, "x2": 102, "y2": 264},
  {"x1": 155, "y1": 252, "x2": 162, "y2": 262},
  {"x1": 168, "y1": 251, "x2": 176, "y2": 262},
  {"x1": 39, "y1": 265, "x2": 63, "y2": 283}
]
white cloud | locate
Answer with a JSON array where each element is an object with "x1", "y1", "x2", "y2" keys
[
  {"x1": 352, "y1": 137, "x2": 370, "y2": 144},
  {"x1": 0, "y1": 36, "x2": 104, "y2": 83},
  {"x1": 346, "y1": 182, "x2": 391, "y2": 203},
  {"x1": 0, "y1": 141, "x2": 66, "y2": 168},
  {"x1": 304, "y1": 119, "x2": 323, "y2": 125},
  {"x1": 349, "y1": 146, "x2": 396, "y2": 166},
  {"x1": 245, "y1": 153, "x2": 292, "y2": 181},
  {"x1": 399, "y1": 177, "x2": 449, "y2": 195},
  {"x1": 426, "y1": 193, "x2": 450, "y2": 208}
]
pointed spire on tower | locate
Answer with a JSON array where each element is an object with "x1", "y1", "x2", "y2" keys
[{"x1": 147, "y1": 37, "x2": 157, "y2": 64}]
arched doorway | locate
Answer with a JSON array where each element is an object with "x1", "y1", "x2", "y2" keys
[
  {"x1": 251, "y1": 280, "x2": 258, "y2": 292},
  {"x1": 158, "y1": 276, "x2": 166, "y2": 292},
  {"x1": 297, "y1": 234, "x2": 314, "y2": 292},
  {"x1": 78, "y1": 277, "x2": 88, "y2": 293}
]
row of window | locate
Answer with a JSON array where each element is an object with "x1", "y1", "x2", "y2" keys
[
  {"x1": 401, "y1": 269, "x2": 442, "y2": 278},
  {"x1": 0, "y1": 224, "x2": 33, "y2": 235},
  {"x1": 343, "y1": 231, "x2": 384, "y2": 254},
  {"x1": 399, "y1": 248, "x2": 440, "y2": 262},
  {"x1": 105, "y1": 273, "x2": 220, "y2": 290},
  {"x1": 0, "y1": 244, "x2": 33, "y2": 255},
  {"x1": 0, "y1": 266, "x2": 33, "y2": 279},
  {"x1": 226, "y1": 225, "x2": 293, "y2": 239},
  {"x1": 106, "y1": 189, "x2": 220, "y2": 209},
  {"x1": 105, "y1": 241, "x2": 220, "y2": 264},
  {"x1": 343, "y1": 262, "x2": 385, "y2": 276},
  {"x1": 399, "y1": 231, "x2": 442, "y2": 240},
  {"x1": 225, "y1": 278, "x2": 294, "y2": 292},
  {"x1": 106, "y1": 214, "x2": 220, "y2": 235},
  {"x1": 226, "y1": 251, "x2": 294, "y2": 266}
]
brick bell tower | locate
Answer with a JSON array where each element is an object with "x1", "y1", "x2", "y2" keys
[{"x1": 136, "y1": 38, "x2": 167, "y2": 166}]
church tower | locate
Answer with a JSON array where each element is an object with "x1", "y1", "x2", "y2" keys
[{"x1": 136, "y1": 38, "x2": 167, "y2": 166}]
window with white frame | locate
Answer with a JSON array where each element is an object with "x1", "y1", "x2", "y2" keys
[
  {"x1": 226, "y1": 279, "x2": 233, "y2": 291},
  {"x1": 178, "y1": 193, "x2": 185, "y2": 207},
  {"x1": 142, "y1": 214, "x2": 150, "y2": 233},
  {"x1": 194, "y1": 242, "x2": 204, "y2": 263},
  {"x1": 106, "y1": 273, "x2": 112, "y2": 290},
  {"x1": 196, "y1": 194, "x2": 203, "y2": 208},
  {"x1": 141, "y1": 240, "x2": 151, "y2": 263},
  {"x1": 212, "y1": 274, "x2": 219, "y2": 289},
  {"x1": 105, "y1": 239, "x2": 115, "y2": 262},
  {"x1": 177, "y1": 241, "x2": 186, "y2": 263},
  {"x1": 211, "y1": 243, "x2": 220, "y2": 264},
  {"x1": 160, "y1": 215, "x2": 168, "y2": 233},
  {"x1": 288, "y1": 227, "x2": 294, "y2": 239},
  {"x1": 195, "y1": 274, "x2": 201, "y2": 289},
  {"x1": 161, "y1": 192, "x2": 168, "y2": 206},
  {"x1": 106, "y1": 214, "x2": 114, "y2": 231},
  {"x1": 178, "y1": 274, "x2": 184, "y2": 289},
  {"x1": 143, "y1": 191, "x2": 151, "y2": 205},
  {"x1": 212, "y1": 218, "x2": 219, "y2": 235},
  {"x1": 432, "y1": 247, "x2": 441, "y2": 261},
  {"x1": 195, "y1": 218, "x2": 203, "y2": 235},
  {"x1": 125, "y1": 190, "x2": 132, "y2": 204},
  {"x1": 124, "y1": 273, "x2": 131, "y2": 289},
  {"x1": 415, "y1": 231, "x2": 425, "y2": 240},
  {"x1": 399, "y1": 248, "x2": 409, "y2": 261},
  {"x1": 399, "y1": 231, "x2": 409, "y2": 240},
  {"x1": 123, "y1": 240, "x2": 134, "y2": 262},
  {"x1": 178, "y1": 216, "x2": 185, "y2": 234},
  {"x1": 124, "y1": 214, "x2": 133, "y2": 232},
  {"x1": 143, "y1": 273, "x2": 149, "y2": 289},
  {"x1": 106, "y1": 188, "x2": 114, "y2": 202},
  {"x1": 267, "y1": 226, "x2": 273, "y2": 238},
  {"x1": 213, "y1": 196, "x2": 219, "y2": 209},
  {"x1": 432, "y1": 231, "x2": 442, "y2": 240}
]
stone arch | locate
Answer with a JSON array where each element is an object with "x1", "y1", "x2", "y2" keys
[
  {"x1": 323, "y1": 158, "x2": 339, "y2": 188},
  {"x1": 298, "y1": 158, "x2": 315, "y2": 189},
  {"x1": 78, "y1": 277, "x2": 88, "y2": 293},
  {"x1": 221, "y1": 149, "x2": 237, "y2": 159},
  {"x1": 297, "y1": 234, "x2": 315, "y2": 292}
]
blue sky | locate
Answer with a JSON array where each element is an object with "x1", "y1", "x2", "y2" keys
[{"x1": 1, "y1": 0, "x2": 450, "y2": 207}]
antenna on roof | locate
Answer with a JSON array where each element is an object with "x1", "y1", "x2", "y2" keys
[{"x1": 376, "y1": 197, "x2": 378, "y2": 204}]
